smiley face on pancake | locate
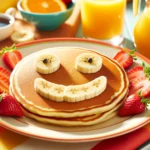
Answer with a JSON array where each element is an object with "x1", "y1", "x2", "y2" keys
[
  {"x1": 10, "y1": 47, "x2": 129, "y2": 126},
  {"x1": 34, "y1": 52, "x2": 107, "y2": 103}
]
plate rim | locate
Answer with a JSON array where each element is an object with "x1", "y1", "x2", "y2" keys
[
  {"x1": 0, "y1": 37, "x2": 150, "y2": 142},
  {"x1": 1, "y1": 116, "x2": 150, "y2": 142}
]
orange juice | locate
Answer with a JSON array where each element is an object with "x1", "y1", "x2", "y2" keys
[
  {"x1": 81, "y1": 0, "x2": 126, "y2": 40},
  {"x1": 0, "y1": 0, "x2": 18, "y2": 12},
  {"x1": 134, "y1": 2, "x2": 150, "y2": 59}
]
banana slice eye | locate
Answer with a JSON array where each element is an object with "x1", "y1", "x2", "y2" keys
[
  {"x1": 75, "y1": 53, "x2": 102, "y2": 73},
  {"x1": 35, "y1": 53, "x2": 60, "y2": 74}
]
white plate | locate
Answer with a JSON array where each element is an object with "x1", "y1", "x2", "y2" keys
[{"x1": 0, "y1": 38, "x2": 150, "y2": 142}]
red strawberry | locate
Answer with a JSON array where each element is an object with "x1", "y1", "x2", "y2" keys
[
  {"x1": 62, "y1": 0, "x2": 72, "y2": 5},
  {"x1": 118, "y1": 93, "x2": 149, "y2": 117},
  {"x1": 0, "y1": 44, "x2": 22, "y2": 70},
  {"x1": 113, "y1": 49, "x2": 135, "y2": 69},
  {"x1": 0, "y1": 67, "x2": 10, "y2": 94},
  {"x1": 0, "y1": 94, "x2": 23, "y2": 117},
  {"x1": 127, "y1": 66, "x2": 145, "y2": 82},
  {"x1": 127, "y1": 64, "x2": 150, "y2": 97},
  {"x1": 129, "y1": 77, "x2": 150, "y2": 97}
]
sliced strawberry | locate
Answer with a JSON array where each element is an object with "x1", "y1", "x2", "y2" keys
[
  {"x1": 113, "y1": 50, "x2": 133, "y2": 69},
  {"x1": 127, "y1": 66, "x2": 145, "y2": 83},
  {"x1": 127, "y1": 65, "x2": 150, "y2": 97},
  {"x1": 118, "y1": 93, "x2": 149, "y2": 117},
  {"x1": 1, "y1": 44, "x2": 22, "y2": 70},
  {"x1": 0, "y1": 94, "x2": 23, "y2": 117},
  {"x1": 129, "y1": 77, "x2": 150, "y2": 97},
  {"x1": 0, "y1": 67, "x2": 10, "y2": 94},
  {"x1": 0, "y1": 67, "x2": 10, "y2": 80},
  {"x1": 0, "y1": 84, "x2": 9, "y2": 94},
  {"x1": 62, "y1": 0, "x2": 72, "y2": 5}
]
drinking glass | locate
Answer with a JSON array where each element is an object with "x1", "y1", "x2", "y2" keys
[
  {"x1": 133, "y1": 0, "x2": 150, "y2": 59},
  {"x1": 81, "y1": 0, "x2": 126, "y2": 46}
]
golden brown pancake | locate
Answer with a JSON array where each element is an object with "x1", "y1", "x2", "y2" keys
[
  {"x1": 21, "y1": 99, "x2": 124, "y2": 126},
  {"x1": 10, "y1": 47, "x2": 129, "y2": 119}
]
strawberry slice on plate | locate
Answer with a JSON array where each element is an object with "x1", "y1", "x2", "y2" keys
[
  {"x1": 127, "y1": 64, "x2": 150, "y2": 97},
  {"x1": 127, "y1": 66, "x2": 145, "y2": 82},
  {"x1": 0, "y1": 67, "x2": 10, "y2": 94},
  {"x1": 118, "y1": 93, "x2": 150, "y2": 117},
  {"x1": 129, "y1": 77, "x2": 150, "y2": 97},
  {"x1": 113, "y1": 49, "x2": 136, "y2": 69},
  {"x1": 0, "y1": 44, "x2": 22, "y2": 70},
  {"x1": 0, "y1": 93, "x2": 23, "y2": 117}
]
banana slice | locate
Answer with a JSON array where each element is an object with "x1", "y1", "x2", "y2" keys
[
  {"x1": 11, "y1": 31, "x2": 34, "y2": 43},
  {"x1": 34, "y1": 76, "x2": 107, "y2": 102},
  {"x1": 64, "y1": 85, "x2": 86, "y2": 102},
  {"x1": 35, "y1": 78, "x2": 66, "y2": 102},
  {"x1": 88, "y1": 76, "x2": 107, "y2": 97},
  {"x1": 35, "y1": 53, "x2": 60, "y2": 74},
  {"x1": 34, "y1": 78, "x2": 54, "y2": 99},
  {"x1": 49, "y1": 85, "x2": 66, "y2": 102},
  {"x1": 75, "y1": 53, "x2": 103, "y2": 73},
  {"x1": 64, "y1": 76, "x2": 107, "y2": 102}
]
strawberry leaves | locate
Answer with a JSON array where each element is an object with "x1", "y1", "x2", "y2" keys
[
  {"x1": 138, "y1": 91, "x2": 150, "y2": 108},
  {"x1": 128, "y1": 49, "x2": 137, "y2": 61},
  {"x1": 142, "y1": 62, "x2": 150, "y2": 79},
  {"x1": 0, "y1": 44, "x2": 16, "y2": 55}
]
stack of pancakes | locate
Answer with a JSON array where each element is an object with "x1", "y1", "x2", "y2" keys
[{"x1": 10, "y1": 47, "x2": 129, "y2": 126}]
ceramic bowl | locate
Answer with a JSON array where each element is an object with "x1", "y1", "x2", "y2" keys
[{"x1": 17, "y1": 0, "x2": 74, "y2": 31}]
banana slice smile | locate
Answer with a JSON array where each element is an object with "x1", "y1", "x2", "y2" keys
[
  {"x1": 75, "y1": 53, "x2": 103, "y2": 73},
  {"x1": 34, "y1": 76, "x2": 107, "y2": 102}
]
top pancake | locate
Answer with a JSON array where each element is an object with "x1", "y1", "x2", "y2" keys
[{"x1": 10, "y1": 47, "x2": 129, "y2": 118}]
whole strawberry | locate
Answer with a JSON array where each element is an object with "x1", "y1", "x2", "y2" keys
[
  {"x1": 62, "y1": 0, "x2": 72, "y2": 5},
  {"x1": 0, "y1": 44, "x2": 22, "y2": 70},
  {"x1": 0, "y1": 94, "x2": 24, "y2": 117},
  {"x1": 118, "y1": 93, "x2": 150, "y2": 117}
]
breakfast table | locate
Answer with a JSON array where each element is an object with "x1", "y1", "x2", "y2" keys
[{"x1": 0, "y1": 0, "x2": 150, "y2": 150}]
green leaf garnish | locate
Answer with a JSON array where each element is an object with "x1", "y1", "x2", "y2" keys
[
  {"x1": 142, "y1": 62, "x2": 150, "y2": 80},
  {"x1": 0, "y1": 44, "x2": 16, "y2": 55},
  {"x1": 123, "y1": 48, "x2": 137, "y2": 60},
  {"x1": 138, "y1": 91, "x2": 150, "y2": 108},
  {"x1": 129, "y1": 49, "x2": 137, "y2": 60}
]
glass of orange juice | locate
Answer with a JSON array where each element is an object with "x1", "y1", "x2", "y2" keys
[
  {"x1": 81, "y1": 0, "x2": 126, "y2": 45},
  {"x1": 134, "y1": 0, "x2": 150, "y2": 59}
]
